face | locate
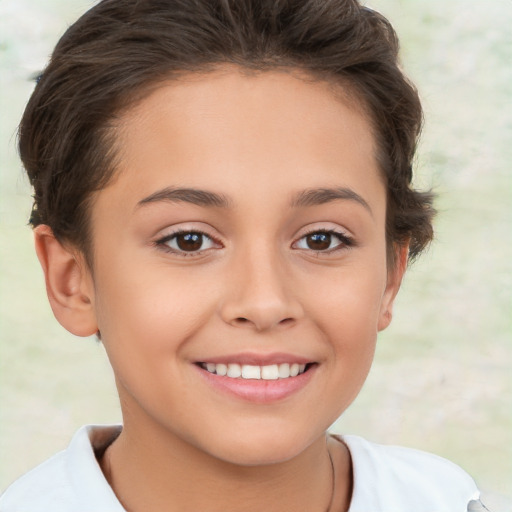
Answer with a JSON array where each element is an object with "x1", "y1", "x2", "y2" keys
[{"x1": 83, "y1": 69, "x2": 402, "y2": 465}]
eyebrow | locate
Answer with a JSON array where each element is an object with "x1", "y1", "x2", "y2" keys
[
  {"x1": 136, "y1": 185, "x2": 371, "y2": 214},
  {"x1": 291, "y1": 187, "x2": 372, "y2": 215},
  {"x1": 137, "y1": 187, "x2": 231, "y2": 209}
]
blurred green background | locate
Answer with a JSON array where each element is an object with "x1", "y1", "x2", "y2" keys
[{"x1": 0, "y1": 0, "x2": 510, "y2": 509}]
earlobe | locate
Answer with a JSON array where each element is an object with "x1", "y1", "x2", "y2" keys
[
  {"x1": 34, "y1": 225, "x2": 98, "y2": 337},
  {"x1": 377, "y1": 244, "x2": 409, "y2": 331}
]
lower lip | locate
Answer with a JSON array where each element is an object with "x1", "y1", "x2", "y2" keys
[{"x1": 195, "y1": 365, "x2": 317, "y2": 404}]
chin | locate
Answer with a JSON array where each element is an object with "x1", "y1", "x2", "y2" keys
[{"x1": 200, "y1": 425, "x2": 320, "y2": 467}]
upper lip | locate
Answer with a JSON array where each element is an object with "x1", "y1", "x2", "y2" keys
[{"x1": 195, "y1": 352, "x2": 314, "y2": 366}]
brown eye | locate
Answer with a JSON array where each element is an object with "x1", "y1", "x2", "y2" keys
[
  {"x1": 160, "y1": 231, "x2": 216, "y2": 253},
  {"x1": 175, "y1": 233, "x2": 203, "y2": 251},
  {"x1": 293, "y1": 230, "x2": 352, "y2": 253},
  {"x1": 306, "y1": 233, "x2": 332, "y2": 250}
]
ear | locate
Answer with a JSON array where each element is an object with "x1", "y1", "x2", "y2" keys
[
  {"x1": 34, "y1": 225, "x2": 98, "y2": 337},
  {"x1": 377, "y1": 243, "x2": 408, "y2": 332}
]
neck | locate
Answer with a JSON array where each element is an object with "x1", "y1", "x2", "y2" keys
[{"x1": 101, "y1": 417, "x2": 351, "y2": 512}]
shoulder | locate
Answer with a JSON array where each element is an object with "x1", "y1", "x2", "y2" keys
[
  {"x1": 340, "y1": 435, "x2": 480, "y2": 512},
  {"x1": 0, "y1": 449, "x2": 76, "y2": 512},
  {"x1": 0, "y1": 425, "x2": 124, "y2": 512}
]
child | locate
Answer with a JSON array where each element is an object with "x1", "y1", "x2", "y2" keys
[{"x1": 0, "y1": 0, "x2": 489, "y2": 510}]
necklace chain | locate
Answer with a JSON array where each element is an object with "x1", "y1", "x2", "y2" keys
[{"x1": 325, "y1": 442, "x2": 336, "y2": 512}]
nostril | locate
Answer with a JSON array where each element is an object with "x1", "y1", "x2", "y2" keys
[{"x1": 233, "y1": 316, "x2": 295, "y2": 328}]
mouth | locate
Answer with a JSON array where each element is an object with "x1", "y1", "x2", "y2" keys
[
  {"x1": 194, "y1": 356, "x2": 317, "y2": 403},
  {"x1": 197, "y1": 362, "x2": 311, "y2": 380}
]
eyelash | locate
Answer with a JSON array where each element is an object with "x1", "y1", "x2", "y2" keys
[
  {"x1": 155, "y1": 229, "x2": 221, "y2": 257},
  {"x1": 293, "y1": 229, "x2": 354, "y2": 254},
  {"x1": 154, "y1": 228, "x2": 354, "y2": 257}
]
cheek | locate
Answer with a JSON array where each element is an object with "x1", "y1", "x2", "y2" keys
[
  {"x1": 92, "y1": 260, "x2": 218, "y2": 359},
  {"x1": 302, "y1": 267, "x2": 385, "y2": 388},
  {"x1": 90, "y1": 265, "x2": 218, "y2": 413},
  {"x1": 306, "y1": 269, "x2": 386, "y2": 339}
]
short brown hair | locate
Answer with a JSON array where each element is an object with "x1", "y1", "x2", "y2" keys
[{"x1": 19, "y1": 0, "x2": 434, "y2": 263}]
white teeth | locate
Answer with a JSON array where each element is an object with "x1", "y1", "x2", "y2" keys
[
  {"x1": 227, "y1": 363, "x2": 241, "y2": 378},
  {"x1": 242, "y1": 365, "x2": 261, "y2": 379},
  {"x1": 216, "y1": 363, "x2": 227, "y2": 376},
  {"x1": 202, "y1": 362, "x2": 309, "y2": 380},
  {"x1": 261, "y1": 364, "x2": 279, "y2": 380},
  {"x1": 278, "y1": 363, "x2": 291, "y2": 378}
]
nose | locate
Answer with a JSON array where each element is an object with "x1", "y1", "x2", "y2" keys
[{"x1": 219, "y1": 247, "x2": 304, "y2": 332}]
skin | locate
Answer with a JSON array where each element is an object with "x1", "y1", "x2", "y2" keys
[{"x1": 35, "y1": 68, "x2": 407, "y2": 512}]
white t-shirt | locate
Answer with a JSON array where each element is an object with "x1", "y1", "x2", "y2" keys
[{"x1": 0, "y1": 425, "x2": 483, "y2": 512}]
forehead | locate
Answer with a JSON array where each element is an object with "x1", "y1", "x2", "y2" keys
[{"x1": 100, "y1": 68, "x2": 383, "y2": 213}]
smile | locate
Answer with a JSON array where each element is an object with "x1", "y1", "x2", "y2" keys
[
  {"x1": 199, "y1": 362, "x2": 308, "y2": 380},
  {"x1": 195, "y1": 358, "x2": 317, "y2": 403}
]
